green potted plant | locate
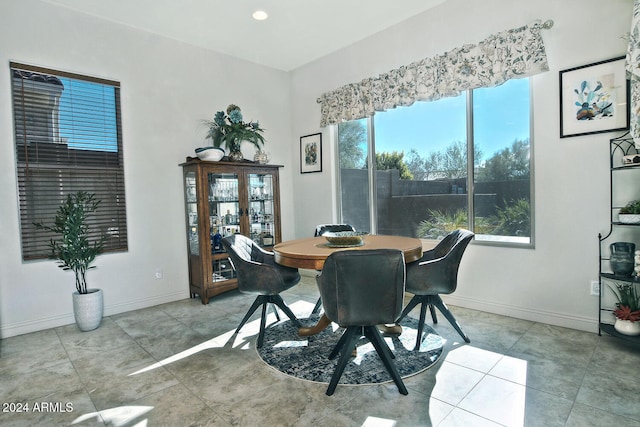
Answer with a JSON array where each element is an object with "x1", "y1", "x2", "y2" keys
[
  {"x1": 34, "y1": 191, "x2": 107, "y2": 331},
  {"x1": 618, "y1": 200, "x2": 640, "y2": 224},
  {"x1": 607, "y1": 282, "x2": 640, "y2": 336},
  {"x1": 203, "y1": 104, "x2": 265, "y2": 161}
]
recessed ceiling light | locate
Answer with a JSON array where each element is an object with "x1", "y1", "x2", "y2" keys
[{"x1": 252, "y1": 10, "x2": 268, "y2": 21}]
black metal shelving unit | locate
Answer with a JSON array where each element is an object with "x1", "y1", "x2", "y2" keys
[{"x1": 598, "y1": 132, "x2": 640, "y2": 346}]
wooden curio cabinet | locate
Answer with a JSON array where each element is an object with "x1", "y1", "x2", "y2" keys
[{"x1": 180, "y1": 158, "x2": 283, "y2": 304}]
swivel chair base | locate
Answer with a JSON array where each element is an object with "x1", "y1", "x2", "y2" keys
[
  {"x1": 236, "y1": 294, "x2": 302, "y2": 349},
  {"x1": 326, "y1": 325, "x2": 407, "y2": 396},
  {"x1": 398, "y1": 294, "x2": 470, "y2": 351}
]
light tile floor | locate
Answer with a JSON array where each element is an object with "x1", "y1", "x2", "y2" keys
[{"x1": 1, "y1": 277, "x2": 640, "y2": 426}]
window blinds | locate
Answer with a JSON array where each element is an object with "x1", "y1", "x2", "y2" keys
[{"x1": 10, "y1": 62, "x2": 128, "y2": 261}]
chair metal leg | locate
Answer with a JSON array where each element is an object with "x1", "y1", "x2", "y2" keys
[
  {"x1": 271, "y1": 304, "x2": 281, "y2": 322},
  {"x1": 235, "y1": 296, "x2": 265, "y2": 333},
  {"x1": 256, "y1": 303, "x2": 268, "y2": 348},
  {"x1": 236, "y1": 294, "x2": 302, "y2": 349},
  {"x1": 328, "y1": 327, "x2": 352, "y2": 360},
  {"x1": 415, "y1": 300, "x2": 429, "y2": 351},
  {"x1": 326, "y1": 326, "x2": 407, "y2": 396},
  {"x1": 270, "y1": 295, "x2": 302, "y2": 328},
  {"x1": 401, "y1": 294, "x2": 470, "y2": 347},
  {"x1": 397, "y1": 295, "x2": 421, "y2": 323},
  {"x1": 311, "y1": 297, "x2": 322, "y2": 315},
  {"x1": 429, "y1": 304, "x2": 438, "y2": 324},
  {"x1": 432, "y1": 295, "x2": 470, "y2": 343},
  {"x1": 365, "y1": 326, "x2": 407, "y2": 395},
  {"x1": 326, "y1": 327, "x2": 359, "y2": 396}
]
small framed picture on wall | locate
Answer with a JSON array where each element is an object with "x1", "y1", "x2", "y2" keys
[
  {"x1": 559, "y1": 56, "x2": 630, "y2": 138},
  {"x1": 300, "y1": 133, "x2": 322, "y2": 173}
]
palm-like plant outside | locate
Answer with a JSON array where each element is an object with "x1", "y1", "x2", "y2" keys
[{"x1": 34, "y1": 191, "x2": 106, "y2": 294}]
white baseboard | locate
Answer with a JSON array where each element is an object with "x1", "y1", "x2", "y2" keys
[
  {"x1": 0, "y1": 312, "x2": 76, "y2": 339},
  {"x1": 301, "y1": 269, "x2": 598, "y2": 332},
  {"x1": 1, "y1": 290, "x2": 187, "y2": 339},
  {"x1": 302, "y1": 269, "x2": 598, "y2": 332},
  {"x1": 103, "y1": 290, "x2": 187, "y2": 317},
  {"x1": 443, "y1": 294, "x2": 599, "y2": 333}
]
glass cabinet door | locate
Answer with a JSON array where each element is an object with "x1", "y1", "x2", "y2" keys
[
  {"x1": 208, "y1": 172, "x2": 241, "y2": 238},
  {"x1": 248, "y1": 172, "x2": 276, "y2": 247},
  {"x1": 208, "y1": 172, "x2": 239, "y2": 282},
  {"x1": 185, "y1": 171, "x2": 199, "y2": 255}
]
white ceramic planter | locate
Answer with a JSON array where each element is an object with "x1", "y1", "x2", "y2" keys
[
  {"x1": 614, "y1": 318, "x2": 640, "y2": 336},
  {"x1": 618, "y1": 214, "x2": 640, "y2": 224},
  {"x1": 72, "y1": 288, "x2": 103, "y2": 331}
]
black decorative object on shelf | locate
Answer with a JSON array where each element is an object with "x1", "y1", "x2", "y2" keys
[{"x1": 610, "y1": 242, "x2": 635, "y2": 277}]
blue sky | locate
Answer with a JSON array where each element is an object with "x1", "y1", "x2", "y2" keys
[
  {"x1": 59, "y1": 78, "x2": 118, "y2": 152},
  {"x1": 374, "y1": 78, "x2": 530, "y2": 160}
]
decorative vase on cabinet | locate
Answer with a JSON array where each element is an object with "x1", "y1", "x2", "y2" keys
[
  {"x1": 180, "y1": 157, "x2": 283, "y2": 304},
  {"x1": 228, "y1": 150, "x2": 244, "y2": 162}
]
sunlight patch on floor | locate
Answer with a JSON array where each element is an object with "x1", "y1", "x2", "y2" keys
[
  {"x1": 274, "y1": 340, "x2": 308, "y2": 348},
  {"x1": 72, "y1": 405, "x2": 153, "y2": 426},
  {"x1": 129, "y1": 299, "x2": 314, "y2": 376},
  {"x1": 362, "y1": 416, "x2": 397, "y2": 426},
  {"x1": 443, "y1": 345, "x2": 528, "y2": 426}
]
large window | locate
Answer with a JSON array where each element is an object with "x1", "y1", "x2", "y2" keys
[
  {"x1": 11, "y1": 63, "x2": 128, "y2": 261},
  {"x1": 338, "y1": 78, "x2": 532, "y2": 246}
]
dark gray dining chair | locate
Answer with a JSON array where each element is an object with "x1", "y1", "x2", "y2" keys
[
  {"x1": 221, "y1": 234, "x2": 302, "y2": 349},
  {"x1": 397, "y1": 229, "x2": 474, "y2": 350},
  {"x1": 311, "y1": 224, "x2": 356, "y2": 315},
  {"x1": 316, "y1": 249, "x2": 408, "y2": 396}
]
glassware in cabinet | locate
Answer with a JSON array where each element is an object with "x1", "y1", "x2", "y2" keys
[
  {"x1": 248, "y1": 172, "x2": 276, "y2": 247},
  {"x1": 185, "y1": 172, "x2": 199, "y2": 255},
  {"x1": 208, "y1": 172, "x2": 241, "y2": 240}
]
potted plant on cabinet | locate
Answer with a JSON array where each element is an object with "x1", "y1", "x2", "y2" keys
[
  {"x1": 618, "y1": 200, "x2": 640, "y2": 224},
  {"x1": 34, "y1": 191, "x2": 107, "y2": 331},
  {"x1": 203, "y1": 104, "x2": 265, "y2": 161},
  {"x1": 608, "y1": 282, "x2": 640, "y2": 336}
]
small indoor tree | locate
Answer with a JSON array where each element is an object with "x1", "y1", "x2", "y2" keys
[{"x1": 34, "y1": 191, "x2": 106, "y2": 294}]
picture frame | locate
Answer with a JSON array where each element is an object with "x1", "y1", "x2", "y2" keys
[
  {"x1": 300, "y1": 133, "x2": 322, "y2": 173},
  {"x1": 559, "y1": 56, "x2": 629, "y2": 138}
]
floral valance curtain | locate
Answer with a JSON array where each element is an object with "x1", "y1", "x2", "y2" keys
[
  {"x1": 318, "y1": 21, "x2": 550, "y2": 127},
  {"x1": 626, "y1": 0, "x2": 640, "y2": 146}
]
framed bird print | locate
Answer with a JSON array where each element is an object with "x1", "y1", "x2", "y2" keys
[{"x1": 559, "y1": 56, "x2": 629, "y2": 138}]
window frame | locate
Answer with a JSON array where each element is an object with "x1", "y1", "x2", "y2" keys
[
  {"x1": 10, "y1": 62, "x2": 128, "y2": 261},
  {"x1": 336, "y1": 80, "x2": 535, "y2": 249}
]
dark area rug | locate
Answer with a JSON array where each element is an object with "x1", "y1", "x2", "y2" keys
[{"x1": 256, "y1": 315, "x2": 445, "y2": 385}]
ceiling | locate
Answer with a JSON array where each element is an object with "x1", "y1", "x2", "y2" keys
[{"x1": 43, "y1": 0, "x2": 445, "y2": 71}]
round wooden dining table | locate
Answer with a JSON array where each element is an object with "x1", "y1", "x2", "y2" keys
[
  {"x1": 273, "y1": 234, "x2": 425, "y2": 270},
  {"x1": 273, "y1": 234, "x2": 431, "y2": 336}
]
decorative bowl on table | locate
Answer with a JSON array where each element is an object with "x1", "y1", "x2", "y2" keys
[
  {"x1": 323, "y1": 231, "x2": 368, "y2": 247},
  {"x1": 195, "y1": 146, "x2": 225, "y2": 161}
]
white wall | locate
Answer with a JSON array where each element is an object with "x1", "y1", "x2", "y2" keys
[
  {"x1": 289, "y1": 0, "x2": 633, "y2": 331},
  {"x1": 0, "y1": 0, "x2": 295, "y2": 337}
]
